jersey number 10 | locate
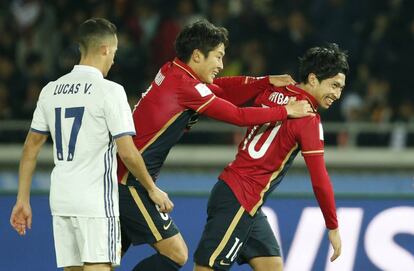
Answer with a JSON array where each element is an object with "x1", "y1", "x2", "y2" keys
[
  {"x1": 55, "y1": 107, "x2": 85, "y2": 161},
  {"x1": 242, "y1": 122, "x2": 281, "y2": 159}
]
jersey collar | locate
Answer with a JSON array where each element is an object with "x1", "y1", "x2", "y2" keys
[
  {"x1": 286, "y1": 84, "x2": 319, "y2": 111},
  {"x1": 172, "y1": 58, "x2": 202, "y2": 81},
  {"x1": 72, "y1": 65, "x2": 104, "y2": 78}
]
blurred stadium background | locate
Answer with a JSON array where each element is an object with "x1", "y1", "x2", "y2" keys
[{"x1": 0, "y1": 0, "x2": 413, "y2": 270}]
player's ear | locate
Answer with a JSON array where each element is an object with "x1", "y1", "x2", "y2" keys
[
  {"x1": 192, "y1": 49, "x2": 203, "y2": 63},
  {"x1": 308, "y1": 73, "x2": 319, "y2": 87},
  {"x1": 100, "y1": 44, "x2": 109, "y2": 56}
]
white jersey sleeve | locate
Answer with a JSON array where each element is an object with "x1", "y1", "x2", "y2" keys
[
  {"x1": 103, "y1": 85, "x2": 135, "y2": 138},
  {"x1": 31, "y1": 87, "x2": 50, "y2": 134}
]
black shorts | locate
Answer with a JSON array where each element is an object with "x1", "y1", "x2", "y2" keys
[
  {"x1": 118, "y1": 182, "x2": 179, "y2": 252},
  {"x1": 194, "y1": 180, "x2": 280, "y2": 270}
]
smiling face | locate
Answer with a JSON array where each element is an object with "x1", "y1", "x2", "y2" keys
[
  {"x1": 309, "y1": 73, "x2": 346, "y2": 109},
  {"x1": 190, "y1": 43, "x2": 225, "y2": 84}
]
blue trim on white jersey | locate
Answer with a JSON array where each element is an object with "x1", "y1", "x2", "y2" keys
[
  {"x1": 103, "y1": 139, "x2": 116, "y2": 218},
  {"x1": 111, "y1": 217, "x2": 116, "y2": 263},
  {"x1": 108, "y1": 141, "x2": 115, "y2": 217},
  {"x1": 112, "y1": 131, "x2": 136, "y2": 139},
  {"x1": 107, "y1": 217, "x2": 115, "y2": 263},
  {"x1": 30, "y1": 128, "x2": 50, "y2": 135},
  {"x1": 103, "y1": 145, "x2": 109, "y2": 217}
]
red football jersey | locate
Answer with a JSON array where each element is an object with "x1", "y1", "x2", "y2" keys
[
  {"x1": 219, "y1": 84, "x2": 338, "y2": 229},
  {"x1": 117, "y1": 58, "x2": 287, "y2": 184}
]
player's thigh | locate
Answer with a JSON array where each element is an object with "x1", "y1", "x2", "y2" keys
[
  {"x1": 77, "y1": 217, "x2": 121, "y2": 267},
  {"x1": 83, "y1": 263, "x2": 112, "y2": 271},
  {"x1": 194, "y1": 181, "x2": 254, "y2": 271},
  {"x1": 64, "y1": 262, "x2": 116, "y2": 270},
  {"x1": 63, "y1": 267, "x2": 83, "y2": 271},
  {"x1": 118, "y1": 183, "x2": 181, "y2": 249},
  {"x1": 54, "y1": 216, "x2": 82, "y2": 268},
  {"x1": 54, "y1": 216, "x2": 121, "y2": 268},
  {"x1": 237, "y1": 208, "x2": 281, "y2": 267}
]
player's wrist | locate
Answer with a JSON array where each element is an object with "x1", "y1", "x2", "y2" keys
[
  {"x1": 146, "y1": 184, "x2": 158, "y2": 194},
  {"x1": 16, "y1": 192, "x2": 30, "y2": 203},
  {"x1": 16, "y1": 198, "x2": 30, "y2": 205}
]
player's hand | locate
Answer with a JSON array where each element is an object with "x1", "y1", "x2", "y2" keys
[
  {"x1": 148, "y1": 187, "x2": 174, "y2": 213},
  {"x1": 328, "y1": 228, "x2": 342, "y2": 262},
  {"x1": 285, "y1": 97, "x2": 315, "y2": 118},
  {"x1": 269, "y1": 74, "x2": 296, "y2": 87},
  {"x1": 10, "y1": 201, "x2": 32, "y2": 236}
]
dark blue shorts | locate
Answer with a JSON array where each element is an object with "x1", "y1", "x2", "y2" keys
[
  {"x1": 118, "y1": 182, "x2": 179, "y2": 252},
  {"x1": 194, "y1": 180, "x2": 280, "y2": 270}
]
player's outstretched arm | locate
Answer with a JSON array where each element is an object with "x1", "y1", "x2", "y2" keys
[
  {"x1": 115, "y1": 135, "x2": 174, "y2": 213},
  {"x1": 10, "y1": 131, "x2": 48, "y2": 235},
  {"x1": 328, "y1": 228, "x2": 342, "y2": 261},
  {"x1": 202, "y1": 96, "x2": 287, "y2": 126},
  {"x1": 268, "y1": 74, "x2": 296, "y2": 87},
  {"x1": 212, "y1": 75, "x2": 296, "y2": 106},
  {"x1": 201, "y1": 95, "x2": 314, "y2": 126}
]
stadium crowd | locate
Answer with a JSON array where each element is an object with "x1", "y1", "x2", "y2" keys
[{"x1": 0, "y1": 0, "x2": 413, "y2": 146}]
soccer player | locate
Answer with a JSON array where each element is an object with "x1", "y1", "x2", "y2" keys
[
  {"x1": 117, "y1": 20, "x2": 314, "y2": 271},
  {"x1": 194, "y1": 43, "x2": 349, "y2": 271},
  {"x1": 9, "y1": 18, "x2": 172, "y2": 271}
]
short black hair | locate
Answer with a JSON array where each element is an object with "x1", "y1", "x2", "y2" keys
[
  {"x1": 299, "y1": 43, "x2": 349, "y2": 83},
  {"x1": 175, "y1": 20, "x2": 229, "y2": 63},
  {"x1": 76, "y1": 18, "x2": 117, "y2": 55}
]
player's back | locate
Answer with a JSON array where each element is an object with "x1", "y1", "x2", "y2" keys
[
  {"x1": 33, "y1": 65, "x2": 128, "y2": 217},
  {"x1": 220, "y1": 85, "x2": 322, "y2": 214},
  {"x1": 119, "y1": 59, "x2": 215, "y2": 182}
]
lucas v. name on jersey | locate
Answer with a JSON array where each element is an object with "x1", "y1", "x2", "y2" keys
[{"x1": 53, "y1": 83, "x2": 93, "y2": 95}]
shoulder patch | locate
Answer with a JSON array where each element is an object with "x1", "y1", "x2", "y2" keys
[
  {"x1": 319, "y1": 123, "x2": 324, "y2": 141},
  {"x1": 195, "y1": 83, "x2": 212, "y2": 97}
]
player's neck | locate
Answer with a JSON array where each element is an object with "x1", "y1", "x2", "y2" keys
[
  {"x1": 298, "y1": 82, "x2": 316, "y2": 98},
  {"x1": 79, "y1": 56, "x2": 105, "y2": 76}
]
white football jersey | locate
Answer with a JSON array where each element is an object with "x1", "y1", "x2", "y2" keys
[{"x1": 31, "y1": 65, "x2": 135, "y2": 217}]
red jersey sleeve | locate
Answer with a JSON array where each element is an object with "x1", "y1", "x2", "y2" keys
[
  {"x1": 296, "y1": 116, "x2": 324, "y2": 156},
  {"x1": 304, "y1": 155, "x2": 338, "y2": 229},
  {"x1": 177, "y1": 81, "x2": 216, "y2": 113},
  {"x1": 202, "y1": 97, "x2": 287, "y2": 126},
  {"x1": 210, "y1": 76, "x2": 270, "y2": 106},
  {"x1": 297, "y1": 116, "x2": 337, "y2": 229}
]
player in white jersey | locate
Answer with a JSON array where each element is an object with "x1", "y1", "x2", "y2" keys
[{"x1": 10, "y1": 18, "x2": 173, "y2": 271}]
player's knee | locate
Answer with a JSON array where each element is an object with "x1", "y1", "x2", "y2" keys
[
  {"x1": 166, "y1": 246, "x2": 188, "y2": 266},
  {"x1": 155, "y1": 234, "x2": 188, "y2": 266},
  {"x1": 251, "y1": 256, "x2": 283, "y2": 271}
]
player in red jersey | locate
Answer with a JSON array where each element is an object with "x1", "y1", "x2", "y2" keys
[
  {"x1": 194, "y1": 43, "x2": 349, "y2": 271},
  {"x1": 117, "y1": 20, "x2": 314, "y2": 271}
]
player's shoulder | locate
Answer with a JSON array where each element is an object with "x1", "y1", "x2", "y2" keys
[
  {"x1": 37, "y1": 80, "x2": 57, "y2": 99},
  {"x1": 289, "y1": 114, "x2": 321, "y2": 130},
  {"x1": 168, "y1": 69, "x2": 197, "y2": 85},
  {"x1": 100, "y1": 79, "x2": 125, "y2": 95},
  {"x1": 163, "y1": 62, "x2": 197, "y2": 86},
  {"x1": 102, "y1": 78, "x2": 124, "y2": 89}
]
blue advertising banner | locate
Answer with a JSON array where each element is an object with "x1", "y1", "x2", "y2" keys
[{"x1": 1, "y1": 195, "x2": 413, "y2": 270}]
